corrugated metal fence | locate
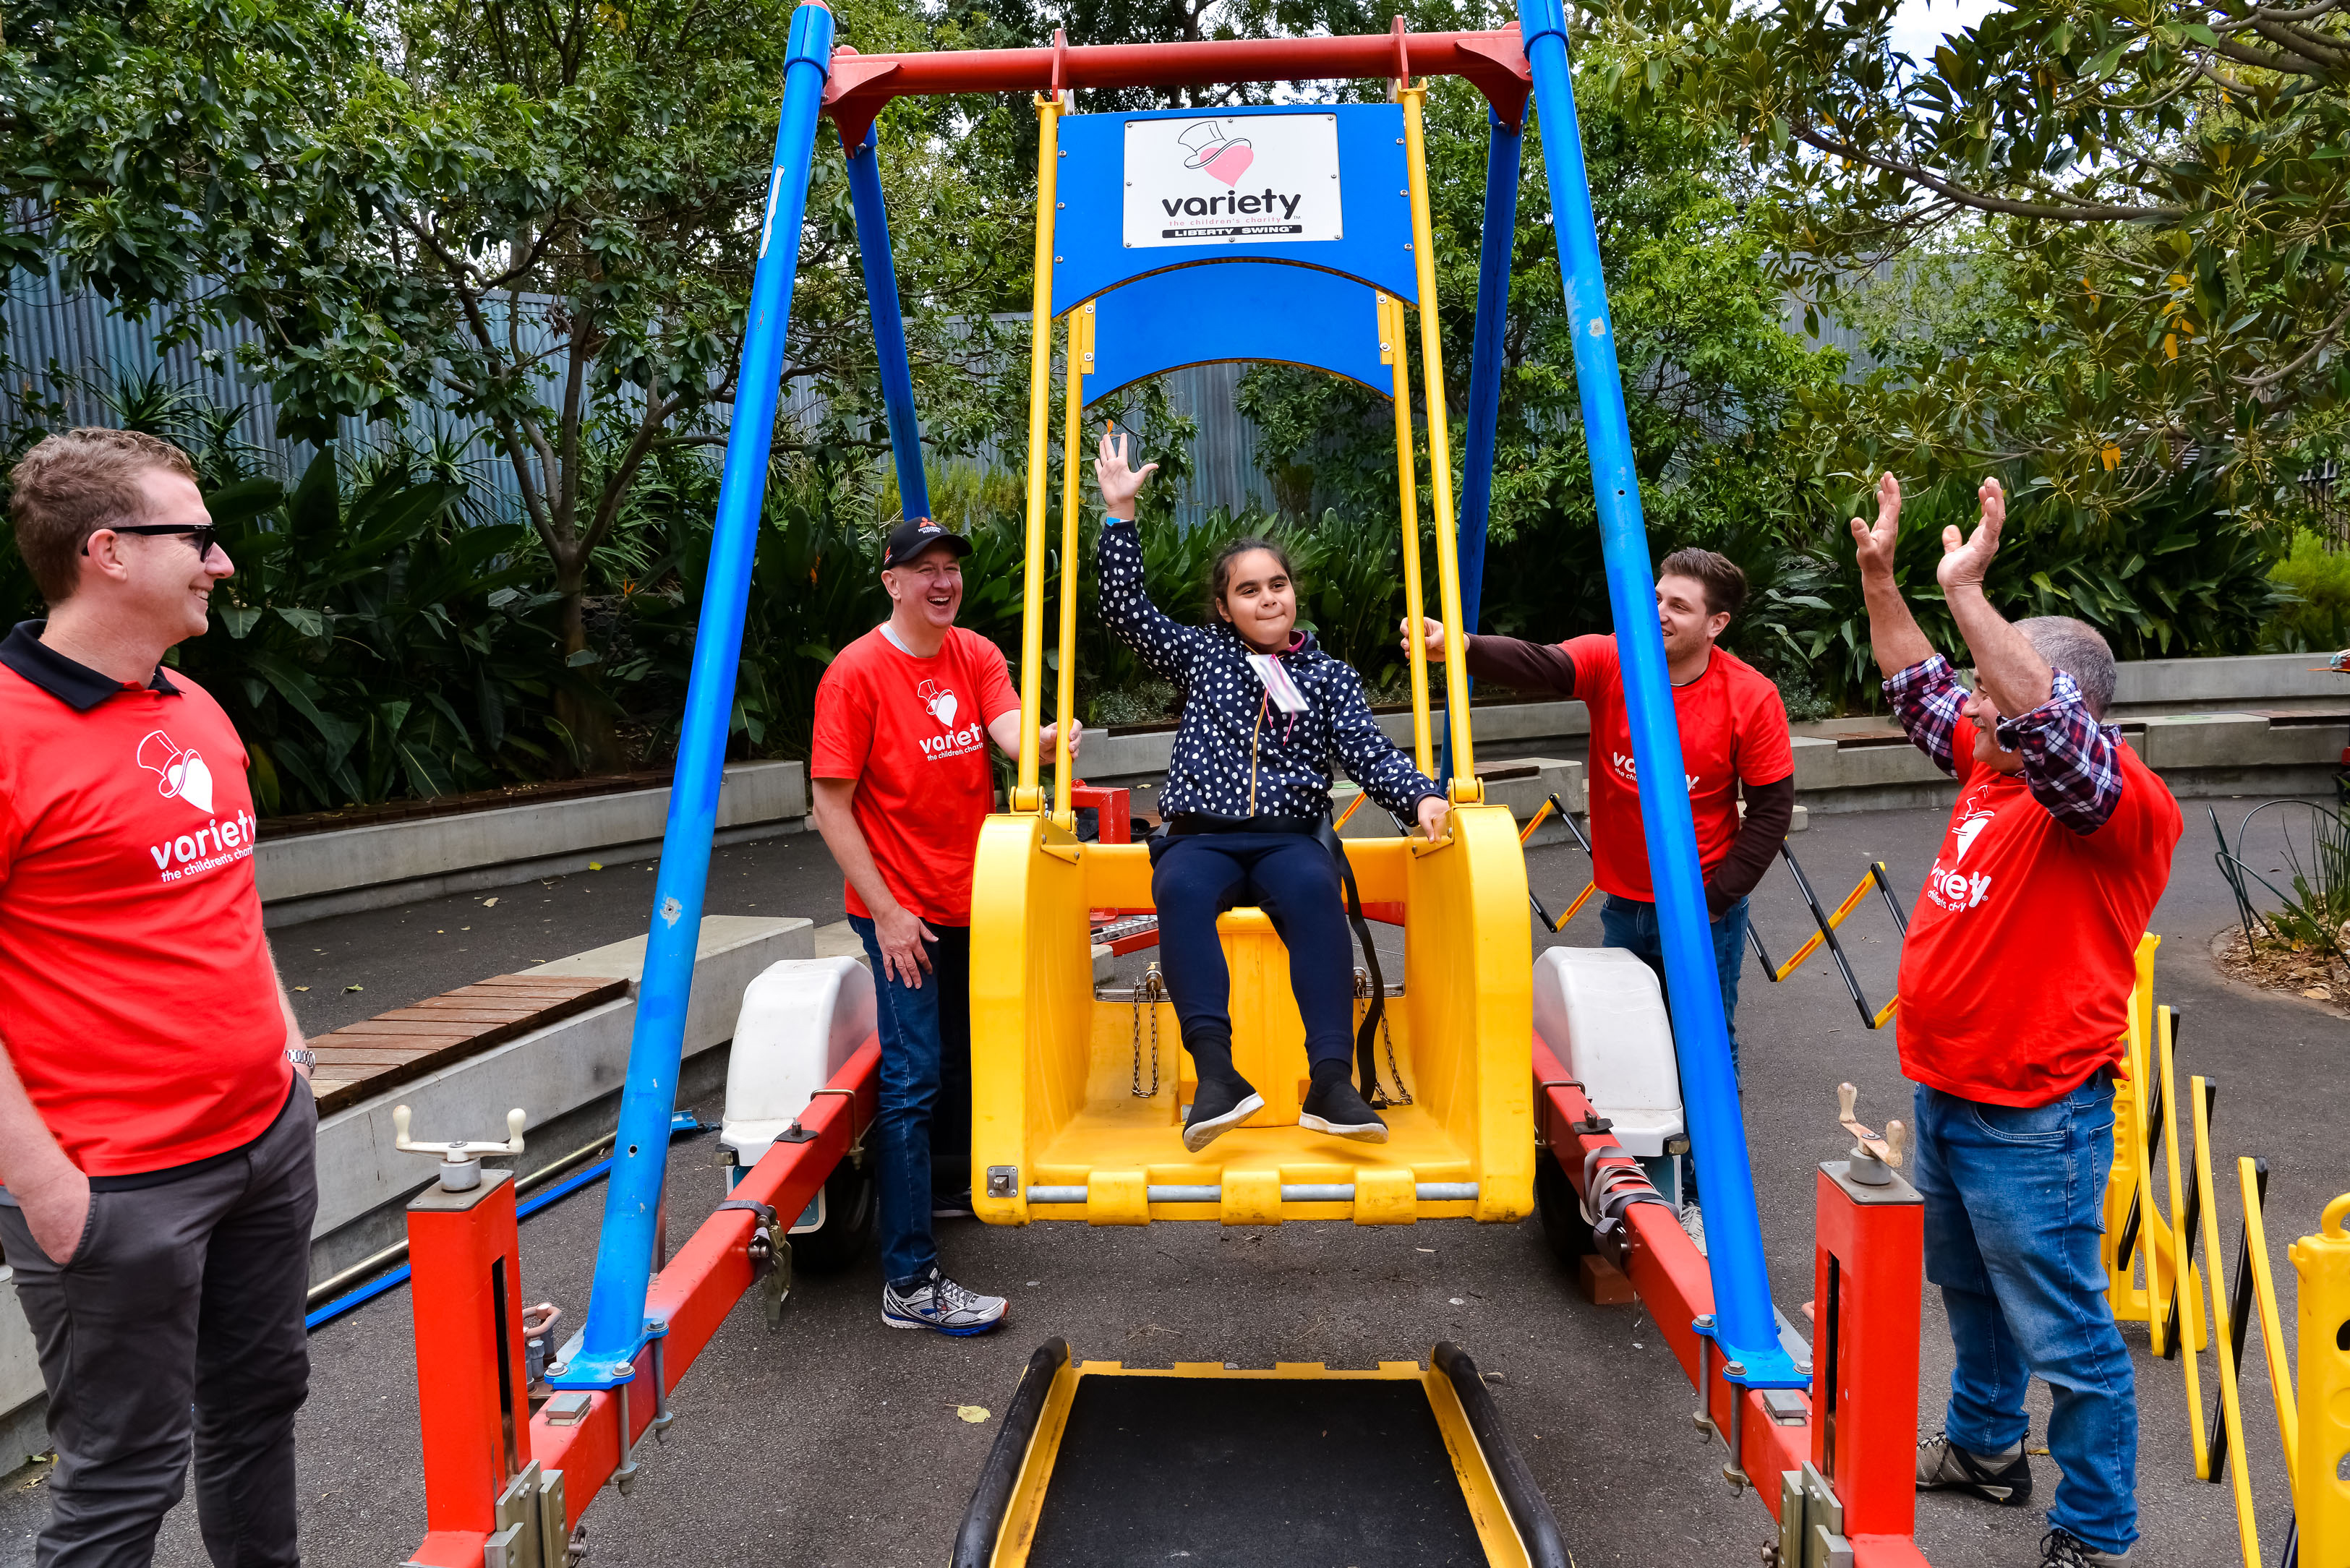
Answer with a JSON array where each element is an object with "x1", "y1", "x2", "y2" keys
[{"x1": 1, "y1": 275, "x2": 1276, "y2": 523}]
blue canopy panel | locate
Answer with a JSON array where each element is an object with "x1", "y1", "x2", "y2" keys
[
  {"x1": 1082, "y1": 263, "x2": 1390, "y2": 404},
  {"x1": 1054, "y1": 103, "x2": 1417, "y2": 309}
]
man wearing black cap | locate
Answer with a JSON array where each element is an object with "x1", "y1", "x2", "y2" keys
[{"x1": 810, "y1": 517, "x2": 1077, "y2": 1334}]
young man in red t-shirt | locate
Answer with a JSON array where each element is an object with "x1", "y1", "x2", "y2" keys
[
  {"x1": 811, "y1": 517, "x2": 1077, "y2": 1335},
  {"x1": 1411, "y1": 548, "x2": 1793, "y2": 1235},
  {"x1": 1859, "y1": 474, "x2": 2176, "y2": 1568},
  {"x1": 0, "y1": 429, "x2": 317, "y2": 1564}
]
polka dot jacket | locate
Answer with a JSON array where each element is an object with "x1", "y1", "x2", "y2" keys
[{"x1": 1097, "y1": 516, "x2": 1442, "y2": 823}]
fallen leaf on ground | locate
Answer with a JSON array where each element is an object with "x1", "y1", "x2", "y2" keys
[
  {"x1": 954, "y1": 1405, "x2": 990, "y2": 1423},
  {"x1": 2304, "y1": 987, "x2": 2332, "y2": 1001}
]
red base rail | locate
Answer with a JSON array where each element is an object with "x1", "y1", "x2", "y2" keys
[
  {"x1": 403, "y1": 1041, "x2": 881, "y2": 1564},
  {"x1": 1534, "y1": 1039, "x2": 1930, "y2": 1566}
]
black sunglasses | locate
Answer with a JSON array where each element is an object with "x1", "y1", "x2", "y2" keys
[{"x1": 85, "y1": 523, "x2": 222, "y2": 560}]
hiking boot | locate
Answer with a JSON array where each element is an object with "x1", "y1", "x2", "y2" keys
[
  {"x1": 1183, "y1": 1075, "x2": 1264, "y2": 1152},
  {"x1": 1299, "y1": 1074, "x2": 1389, "y2": 1144},
  {"x1": 2038, "y1": 1528, "x2": 2131, "y2": 1567},
  {"x1": 1916, "y1": 1431, "x2": 2033, "y2": 1507},
  {"x1": 881, "y1": 1267, "x2": 1007, "y2": 1337}
]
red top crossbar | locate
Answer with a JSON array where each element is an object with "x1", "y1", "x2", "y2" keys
[{"x1": 822, "y1": 25, "x2": 1534, "y2": 145}]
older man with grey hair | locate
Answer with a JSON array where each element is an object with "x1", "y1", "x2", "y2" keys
[{"x1": 1855, "y1": 474, "x2": 2179, "y2": 1568}]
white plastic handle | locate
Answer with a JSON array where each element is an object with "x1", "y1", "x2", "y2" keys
[{"x1": 392, "y1": 1104, "x2": 527, "y2": 1160}]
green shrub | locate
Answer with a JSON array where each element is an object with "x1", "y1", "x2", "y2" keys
[{"x1": 2259, "y1": 532, "x2": 2350, "y2": 654}]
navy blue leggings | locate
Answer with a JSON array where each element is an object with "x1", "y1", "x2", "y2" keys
[{"x1": 1150, "y1": 831, "x2": 1357, "y2": 1070}]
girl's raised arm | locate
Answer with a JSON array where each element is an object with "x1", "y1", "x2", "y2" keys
[{"x1": 1094, "y1": 427, "x2": 1202, "y2": 683}]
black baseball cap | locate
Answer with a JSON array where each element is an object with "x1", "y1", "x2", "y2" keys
[{"x1": 882, "y1": 516, "x2": 973, "y2": 569}]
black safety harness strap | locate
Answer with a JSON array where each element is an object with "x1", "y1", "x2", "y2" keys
[{"x1": 1315, "y1": 813, "x2": 1388, "y2": 1102}]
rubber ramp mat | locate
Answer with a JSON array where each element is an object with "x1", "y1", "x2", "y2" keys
[{"x1": 1022, "y1": 1374, "x2": 1486, "y2": 1568}]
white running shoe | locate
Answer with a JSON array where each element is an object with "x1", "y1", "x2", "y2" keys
[
  {"x1": 1678, "y1": 1204, "x2": 1708, "y2": 1256},
  {"x1": 881, "y1": 1267, "x2": 1008, "y2": 1336}
]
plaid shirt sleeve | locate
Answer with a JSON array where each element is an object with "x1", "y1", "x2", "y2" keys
[
  {"x1": 2003, "y1": 667, "x2": 2125, "y2": 835},
  {"x1": 1884, "y1": 654, "x2": 1966, "y2": 776}
]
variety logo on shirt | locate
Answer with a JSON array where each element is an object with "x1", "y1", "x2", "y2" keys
[
  {"x1": 914, "y1": 680, "x2": 984, "y2": 759},
  {"x1": 1609, "y1": 750, "x2": 1701, "y2": 794},
  {"x1": 137, "y1": 729, "x2": 214, "y2": 813},
  {"x1": 1925, "y1": 798, "x2": 2001, "y2": 912}
]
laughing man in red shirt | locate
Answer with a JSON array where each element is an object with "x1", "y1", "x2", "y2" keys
[
  {"x1": 0, "y1": 428, "x2": 317, "y2": 1565},
  {"x1": 1858, "y1": 473, "x2": 2177, "y2": 1568},
  {"x1": 810, "y1": 517, "x2": 1077, "y2": 1337}
]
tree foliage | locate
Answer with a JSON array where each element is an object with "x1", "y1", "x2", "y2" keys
[{"x1": 1588, "y1": 0, "x2": 2350, "y2": 526}]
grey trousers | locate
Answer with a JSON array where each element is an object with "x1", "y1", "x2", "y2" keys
[{"x1": 0, "y1": 1084, "x2": 317, "y2": 1567}]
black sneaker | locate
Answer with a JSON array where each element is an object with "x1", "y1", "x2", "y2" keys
[
  {"x1": 1299, "y1": 1074, "x2": 1389, "y2": 1144},
  {"x1": 931, "y1": 1189, "x2": 975, "y2": 1219},
  {"x1": 1915, "y1": 1431, "x2": 2033, "y2": 1507},
  {"x1": 1183, "y1": 1075, "x2": 1264, "y2": 1152},
  {"x1": 2038, "y1": 1528, "x2": 2131, "y2": 1566}
]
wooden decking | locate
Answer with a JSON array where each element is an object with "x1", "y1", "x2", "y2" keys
[{"x1": 307, "y1": 973, "x2": 628, "y2": 1115}]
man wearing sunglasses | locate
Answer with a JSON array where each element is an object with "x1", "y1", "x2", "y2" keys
[
  {"x1": 0, "y1": 427, "x2": 317, "y2": 1567},
  {"x1": 1856, "y1": 474, "x2": 2178, "y2": 1568}
]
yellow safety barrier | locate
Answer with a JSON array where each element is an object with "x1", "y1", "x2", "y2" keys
[
  {"x1": 2158, "y1": 1006, "x2": 2211, "y2": 1378},
  {"x1": 2292, "y1": 1194, "x2": 2350, "y2": 1566},
  {"x1": 2189, "y1": 1075, "x2": 2257, "y2": 1559},
  {"x1": 2242, "y1": 1155, "x2": 2298, "y2": 1485},
  {"x1": 1743, "y1": 846, "x2": 1907, "y2": 1029},
  {"x1": 2103, "y1": 936, "x2": 2200, "y2": 1347}
]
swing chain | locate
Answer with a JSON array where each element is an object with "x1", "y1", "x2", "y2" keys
[
  {"x1": 1356, "y1": 967, "x2": 1412, "y2": 1108},
  {"x1": 1130, "y1": 963, "x2": 1166, "y2": 1098}
]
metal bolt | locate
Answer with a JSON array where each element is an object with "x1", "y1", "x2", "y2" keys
[
  {"x1": 614, "y1": 1362, "x2": 633, "y2": 1379},
  {"x1": 1695, "y1": 1314, "x2": 1716, "y2": 1330},
  {"x1": 1724, "y1": 1361, "x2": 1747, "y2": 1379}
]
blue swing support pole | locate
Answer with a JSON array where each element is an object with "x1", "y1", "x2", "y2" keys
[
  {"x1": 1443, "y1": 104, "x2": 1524, "y2": 784},
  {"x1": 550, "y1": 0, "x2": 838, "y2": 1392},
  {"x1": 1518, "y1": 0, "x2": 1800, "y2": 1391},
  {"x1": 845, "y1": 121, "x2": 933, "y2": 520}
]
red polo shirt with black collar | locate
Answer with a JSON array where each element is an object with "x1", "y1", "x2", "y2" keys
[{"x1": 0, "y1": 621, "x2": 290, "y2": 1180}]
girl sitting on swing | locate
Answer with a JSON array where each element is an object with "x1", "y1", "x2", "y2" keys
[{"x1": 1093, "y1": 427, "x2": 1450, "y2": 1152}]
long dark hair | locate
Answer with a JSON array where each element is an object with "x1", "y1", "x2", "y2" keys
[{"x1": 1207, "y1": 536, "x2": 1296, "y2": 624}]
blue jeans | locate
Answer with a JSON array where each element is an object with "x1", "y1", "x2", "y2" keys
[
  {"x1": 1598, "y1": 894, "x2": 1748, "y2": 1203},
  {"x1": 1913, "y1": 1077, "x2": 2137, "y2": 1556},
  {"x1": 848, "y1": 915, "x2": 971, "y2": 1290}
]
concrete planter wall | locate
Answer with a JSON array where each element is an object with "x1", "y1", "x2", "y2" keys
[{"x1": 258, "y1": 760, "x2": 807, "y2": 926}]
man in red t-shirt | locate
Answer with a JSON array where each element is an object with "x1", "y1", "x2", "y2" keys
[
  {"x1": 1412, "y1": 549, "x2": 1793, "y2": 1231},
  {"x1": 810, "y1": 517, "x2": 1077, "y2": 1336},
  {"x1": 1859, "y1": 474, "x2": 2175, "y2": 1568},
  {"x1": 0, "y1": 429, "x2": 317, "y2": 1564}
]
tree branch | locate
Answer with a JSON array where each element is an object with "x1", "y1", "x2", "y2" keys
[
  {"x1": 2241, "y1": 295, "x2": 2350, "y2": 393},
  {"x1": 1790, "y1": 127, "x2": 2187, "y2": 221}
]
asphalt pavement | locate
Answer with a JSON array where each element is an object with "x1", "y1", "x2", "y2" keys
[{"x1": 4, "y1": 799, "x2": 2343, "y2": 1568}]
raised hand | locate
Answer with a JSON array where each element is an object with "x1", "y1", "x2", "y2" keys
[
  {"x1": 1093, "y1": 426, "x2": 1159, "y2": 520},
  {"x1": 1850, "y1": 471, "x2": 1902, "y2": 581},
  {"x1": 1936, "y1": 476, "x2": 2007, "y2": 594}
]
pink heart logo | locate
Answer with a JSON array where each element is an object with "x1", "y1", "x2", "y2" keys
[{"x1": 1202, "y1": 143, "x2": 1255, "y2": 187}]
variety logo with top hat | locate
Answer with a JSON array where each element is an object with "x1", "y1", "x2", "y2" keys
[
  {"x1": 918, "y1": 680, "x2": 960, "y2": 729},
  {"x1": 1121, "y1": 111, "x2": 1343, "y2": 250},
  {"x1": 137, "y1": 729, "x2": 214, "y2": 813},
  {"x1": 1176, "y1": 120, "x2": 1255, "y2": 187}
]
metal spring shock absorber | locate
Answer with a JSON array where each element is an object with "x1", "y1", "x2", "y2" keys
[
  {"x1": 1355, "y1": 967, "x2": 1412, "y2": 1107},
  {"x1": 1130, "y1": 963, "x2": 1166, "y2": 1097}
]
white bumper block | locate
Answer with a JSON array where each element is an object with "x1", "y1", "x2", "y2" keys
[
  {"x1": 720, "y1": 957, "x2": 877, "y2": 1170},
  {"x1": 1530, "y1": 947, "x2": 1685, "y2": 1157}
]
